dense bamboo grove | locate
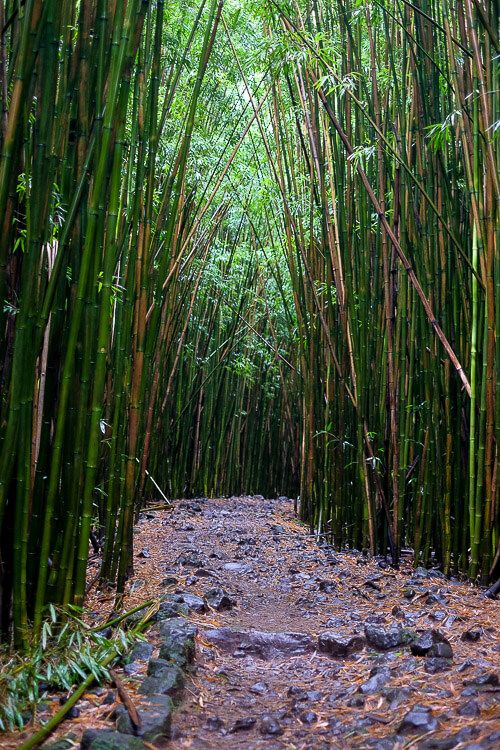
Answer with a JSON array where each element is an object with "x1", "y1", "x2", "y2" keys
[{"x1": 0, "y1": 0, "x2": 497, "y2": 649}]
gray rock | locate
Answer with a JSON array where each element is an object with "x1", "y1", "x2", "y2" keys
[
  {"x1": 139, "y1": 664, "x2": 184, "y2": 699},
  {"x1": 260, "y1": 716, "x2": 284, "y2": 735},
  {"x1": 364, "y1": 624, "x2": 407, "y2": 650},
  {"x1": 115, "y1": 695, "x2": 173, "y2": 740},
  {"x1": 358, "y1": 667, "x2": 391, "y2": 694},
  {"x1": 168, "y1": 592, "x2": 206, "y2": 613},
  {"x1": 458, "y1": 700, "x2": 481, "y2": 718},
  {"x1": 80, "y1": 729, "x2": 145, "y2": 750},
  {"x1": 203, "y1": 627, "x2": 314, "y2": 659},
  {"x1": 125, "y1": 641, "x2": 153, "y2": 663},
  {"x1": 158, "y1": 617, "x2": 197, "y2": 664},
  {"x1": 299, "y1": 710, "x2": 317, "y2": 724},
  {"x1": 410, "y1": 630, "x2": 453, "y2": 658},
  {"x1": 250, "y1": 682, "x2": 269, "y2": 695},
  {"x1": 461, "y1": 629, "x2": 481, "y2": 642},
  {"x1": 317, "y1": 631, "x2": 365, "y2": 657},
  {"x1": 41, "y1": 734, "x2": 76, "y2": 750},
  {"x1": 398, "y1": 706, "x2": 439, "y2": 734},
  {"x1": 425, "y1": 657, "x2": 453, "y2": 673},
  {"x1": 463, "y1": 671, "x2": 499, "y2": 687},
  {"x1": 223, "y1": 562, "x2": 252, "y2": 573},
  {"x1": 156, "y1": 600, "x2": 189, "y2": 621},
  {"x1": 205, "y1": 587, "x2": 235, "y2": 611},
  {"x1": 383, "y1": 686, "x2": 413, "y2": 708},
  {"x1": 229, "y1": 717, "x2": 256, "y2": 732}
]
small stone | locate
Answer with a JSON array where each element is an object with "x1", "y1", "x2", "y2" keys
[
  {"x1": 364, "y1": 624, "x2": 406, "y2": 650},
  {"x1": 250, "y1": 682, "x2": 269, "y2": 695},
  {"x1": 205, "y1": 587, "x2": 235, "y2": 611},
  {"x1": 299, "y1": 710, "x2": 317, "y2": 724},
  {"x1": 158, "y1": 617, "x2": 197, "y2": 665},
  {"x1": 260, "y1": 716, "x2": 284, "y2": 736},
  {"x1": 194, "y1": 568, "x2": 214, "y2": 578},
  {"x1": 461, "y1": 629, "x2": 481, "y2": 642},
  {"x1": 41, "y1": 734, "x2": 77, "y2": 750},
  {"x1": 410, "y1": 630, "x2": 453, "y2": 659},
  {"x1": 425, "y1": 657, "x2": 453, "y2": 674},
  {"x1": 139, "y1": 664, "x2": 184, "y2": 699},
  {"x1": 457, "y1": 700, "x2": 481, "y2": 717},
  {"x1": 137, "y1": 549, "x2": 150, "y2": 559},
  {"x1": 116, "y1": 695, "x2": 173, "y2": 740},
  {"x1": 156, "y1": 600, "x2": 189, "y2": 621},
  {"x1": 463, "y1": 671, "x2": 499, "y2": 687},
  {"x1": 358, "y1": 668, "x2": 391, "y2": 694},
  {"x1": 348, "y1": 695, "x2": 365, "y2": 707},
  {"x1": 317, "y1": 631, "x2": 365, "y2": 657},
  {"x1": 81, "y1": 729, "x2": 145, "y2": 750},
  {"x1": 162, "y1": 576, "x2": 178, "y2": 585},
  {"x1": 205, "y1": 716, "x2": 224, "y2": 730},
  {"x1": 398, "y1": 706, "x2": 438, "y2": 734},
  {"x1": 391, "y1": 606, "x2": 405, "y2": 619},
  {"x1": 169, "y1": 592, "x2": 206, "y2": 613},
  {"x1": 229, "y1": 717, "x2": 256, "y2": 732},
  {"x1": 130, "y1": 579, "x2": 145, "y2": 592},
  {"x1": 126, "y1": 641, "x2": 153, "y2": 663},
  {"x1": 223, "y1": 562, "x2": 252, "y2": 573}
]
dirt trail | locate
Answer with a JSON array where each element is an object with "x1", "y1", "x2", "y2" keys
[{"x1": 133, "y1": 495, "x2": 500, "y2": 750}]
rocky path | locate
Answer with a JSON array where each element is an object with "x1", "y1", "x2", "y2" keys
[{"x1": 130, "y1": 495, "x2": 499, "y2": 750}]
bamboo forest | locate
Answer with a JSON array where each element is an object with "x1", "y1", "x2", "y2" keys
[{"x1": 0, "y1": 0, "x2": 498, "y2": 748}]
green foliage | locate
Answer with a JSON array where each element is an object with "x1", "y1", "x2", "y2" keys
[{"x1": 0, "y1": 606, "x2": 139, "y2": 732}]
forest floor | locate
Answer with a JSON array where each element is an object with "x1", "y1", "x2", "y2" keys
[{"x1": 7, "y1": 496, "x2": 500, "y2": 749}]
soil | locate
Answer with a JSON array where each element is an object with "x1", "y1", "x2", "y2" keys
[{"x1": 5, "y1": 495, "x2": 500, "y2": 749}]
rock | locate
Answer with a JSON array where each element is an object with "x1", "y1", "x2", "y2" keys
[
  {"x1": 204, "y1": 587, "x2": 235, "y2": 611},
  {"x1": 41, "y1": 735, "x2": 77, "y2": 750},
  {"x1": 458, "y1": 700, "x2": 481, "y2": 717},
  {"x1": 425, "y1": 657, "x2": 453, "y2": 673},
  {"x1": 317, "y1": 631, "x2": 365, "y2": 657},
  {"x1": 115, "y1": 695, "x2": 173, "y2": 740},
  {"x1": 358, "y1": 667, "x2": 391, "y2": 694},
  {"x1": 203, "y1": 628, "x2": 314, "y2": 660},
  {"x1": 137, "y1": 549, "x2": 150, "y2": 559},
  {"x1": 463, "y1": 671, "x2": 499, "y2": 687},
  {"x1": 461, "y1": 629, "x2": 481, "y2": 642},
  {"x1": 156, "y1": 600, "x2": 189, "y2": 621},
  {"x1": 205, "y1": 716, "x2": 224, "y2": 730},
  {"x1": 299, "y1": 710, "x2": 317, "y2": 724},
  {"x1": 410, "y1": 630, "x2": 453, "y2": 658},
  {"x1": 348, "y1": 695, "x2": 365, "y2": 707},
  {"x1": 129, "y1": 579, "x2": 145, "y2": 592},
  {"x1": 125, "y1": 641, "x2": 153, "y2": 663},
  {"x1": 364, "y1": 624, "x2": 407, "y2": 650},
  {"x1": 139, "y1": 664, "x2": 184, "y2": 699},
  {"x1": 260, "y1": 716, "x2": 284, "y2": 736},
  {"x1": 158, "y1": 617, "x2": 197, "y2": 665},
  {"x1": 383, "y1": 686, "x2": 413, "y2": 709},
  {"x1": 318, "y1": 580, "x2": 336, "y2": 593},
  {"x1": 168, "y1": 592, "x2": 206, "y2": 613},
  {"x1": 419, "y1": 727, "x2": 480, "y2": 749},
  {"x1": 162, "y1": 576, "x2": 178, "y2": 585},
  {"x1": 194, "y1": 568, "x2": 215, "y2": 578},
  {"x1": 223, "y1": 562, "x2": 252, "y2": 574},
  {"x1": 175, "y1": 554, "x2": 204, "y2": 568},
  {"x1": 427, "y1": 592, "x2": 448, "y2": 605},
  {"x1": 80, "y1": 729, "x2": 145, "y2": 750},
  {"x1": 398, "y1": 706, "x2": 439, "y2": 734},
  {"x1": 229, "y1": 717, "x2": 256, "y2": 732},
  {"x1": 391, "y1": 606, "x2": 405, "y2": 619},
  {"x1": 250, "y1": 682, "x2": 269, "y2": 695}
]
